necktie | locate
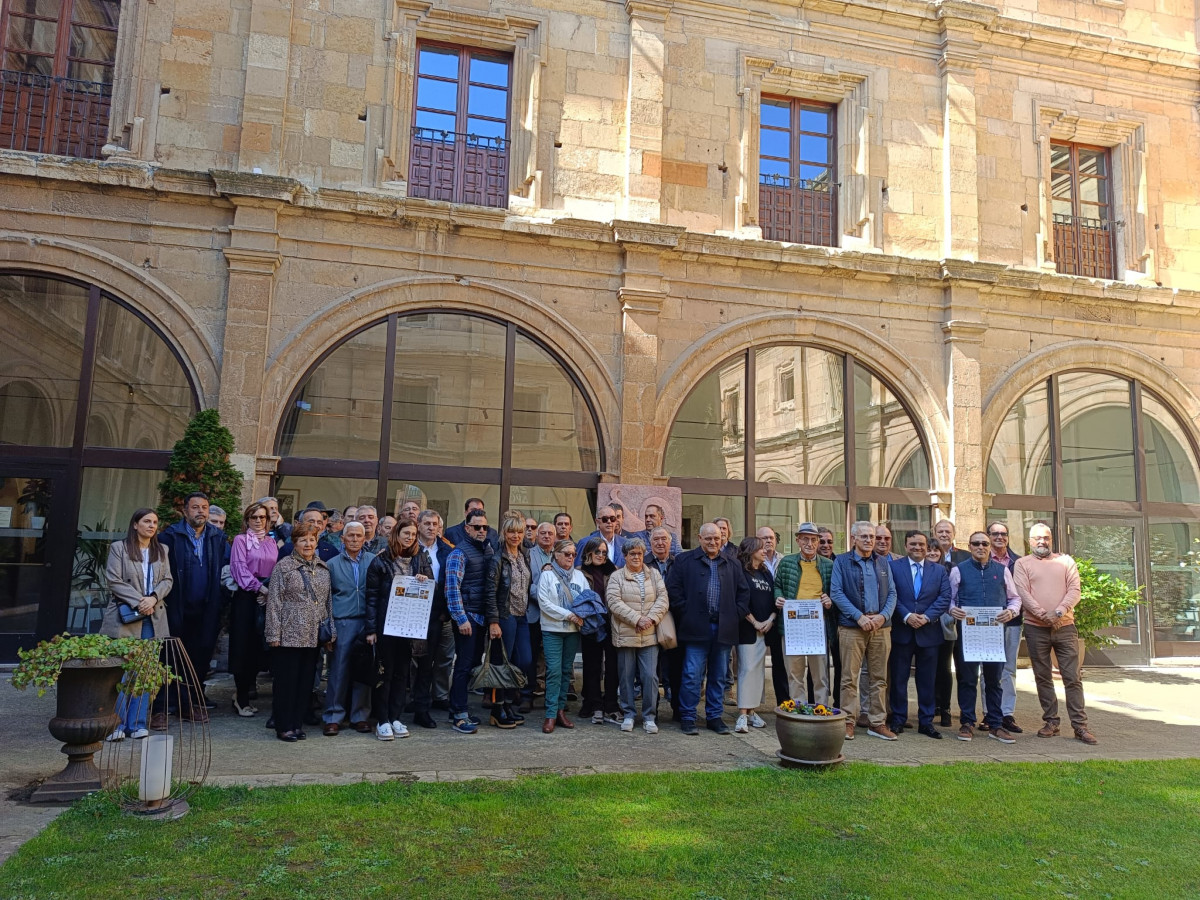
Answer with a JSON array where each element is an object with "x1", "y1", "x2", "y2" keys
[{"x1": 913, "y1": 562, "x2": 922, "y2": 595}]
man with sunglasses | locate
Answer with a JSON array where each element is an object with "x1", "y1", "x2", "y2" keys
[
  {"x1": 948, "y1": 531, "x2": 1022, "y2": 743},
  {"x1": 987, "y1": 521, "x2": 1024, "y2": 734},
  {"x1": 577, "y1": 505, "x2": 625, "y2": 568},
  {"x1": 445, "y1": 498, "x2": 500, "y2": 551},
  {"x1": 816, "y1": 527, "x2": 836, "y2": 560},
  {"x1": 445, "y1": 508, "x2": 503, "y2": 734}
]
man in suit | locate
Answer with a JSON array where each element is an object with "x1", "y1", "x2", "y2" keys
[
  {"x1": 576, "y1": 505, "x2": 625, "y2": 568},
  {"x1": 888, "y1": 530, "x2": 951, "y2": 738},
  {"x1": 444, "y1": 497, "x2": 500, "y2": 550},
  {"x1": 415, "y1": 509, "x2": 455, "y2": 720}
]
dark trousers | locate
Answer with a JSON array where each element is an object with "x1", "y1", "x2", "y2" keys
[
  {"x1": 408, "y1": 620, "x2": 440, "y2": 716},
  {"x1": 660, "y1": 645, "x2": 684, "y2": 712},
  {"x1": 580, "y1": 630, "x2": 619, "y2": 715},
  {"x1": 935, "y1": 639, "x2": 956, "y2": 714},
  {"x1": 954, "y1": 635, "x2": 1003, "y2": 729},
  {"x1": 156, "y1": 626, "x2": 216, "y2": 715},
  {"x1": 433, "y1": 619, "x2": 455, "y2": 703},
  {"x1": 888, "y1": 641, "x2": 939, "y2": 728},
  {"x1": 374, "y1": 635, "x2": 413, "y2": 723},
  {"x1": 450, "y1": 625, "x2": 486, "y2": 717},
  {"x1": 272, "y1": 646, "x2": 319, "y2": 735},
  {"x1": 764, "y1": 631, "x2": 791, "y2": 706},
  {"x1": 228, "y1": 589, "x2": 263, "y2": 706},
  {"x1": 825, "y1": 614, "x2": 842, "y2": 708}
]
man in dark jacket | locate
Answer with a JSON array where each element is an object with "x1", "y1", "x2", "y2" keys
[
  {"x1": 156, "y1": 492, "x2": 227, "y2": 725},
  {"x1": 888, "y1": 531, "x2": 951, "y2": 738},
  {"x1": 665, "y1": 523, "x2": 750, "y2": 735},
  {"x1": 444, "y1": 508, "x2": 502, "y2": 733},
  {"x1": 412, "y1": 509, "x2": 453, "y2": 728},
  {"x1": 279, "y1": 508, "x2": 340, "y2": 562},
  {"x1": 444, "y1": 498, "x2": 500, "y2": 550}
]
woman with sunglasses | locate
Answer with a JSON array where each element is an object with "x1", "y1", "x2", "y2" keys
[
  {"x1": 578, "y1": 535, "x2": 620, "y2": 724},
  {"x1": 536, "y1": 539, "x2": 587, "y2": 733},
  {"x1": 228, "y1": 500, "x2": 278, "y2": 717}
]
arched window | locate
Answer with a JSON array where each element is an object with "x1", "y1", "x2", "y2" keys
[
  {"x1": 664, "y1": 346, "x2": 932, "y2": 553},
  {"x1": 0, "y1": 271, "x2": 199, "y2": 653},
  {"x1": 274, "y1": 311, "x2": 603, "y2": 534},
  {"x1": 985, "y1": 371, "x2": 1200, "y2": 660}
]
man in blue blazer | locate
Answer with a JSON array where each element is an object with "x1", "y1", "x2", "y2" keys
[{"x1": 888, "y1": 530, "x2": 951, "y2": 738}]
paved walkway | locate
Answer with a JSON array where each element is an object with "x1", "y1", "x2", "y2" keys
[{"x1": 3, "y1": 664, "x2": 1198, "y2": 863}]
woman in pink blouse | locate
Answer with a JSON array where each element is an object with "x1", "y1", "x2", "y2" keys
[{"x1": 229, "y1": 500, "x2": 279, "y2": 716}]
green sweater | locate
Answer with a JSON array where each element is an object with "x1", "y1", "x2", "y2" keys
[{"x1": 773, "y1": 553, "x2": 833, "y2": 600}]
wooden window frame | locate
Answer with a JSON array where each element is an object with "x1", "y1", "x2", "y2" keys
[
  {"x1": 1050, "y1": 140, "x2": 1117, "y2": 280},
  {"x1": 757, "y1": 95, "x2": 837, "y2": 246}
]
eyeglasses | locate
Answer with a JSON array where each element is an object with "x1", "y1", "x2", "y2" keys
[
  {"x1": 597, "y1": 516, "x2": 616, "y2": 523},
  {"x1": 558, "y1": 551, "x2": 577, "y2": 558},
  {"x1": 988, "y1": 531, "x2": 1008, "y2": 538},
  {"x1": 969, "y1": 540, "x2": 990, "y2": 547},
  {"x1": 468, "y1": 524, "x2": 489, "y2": 531},
  {"x1": 249, "y1": 514, "x2": 267, "y2": 520}
]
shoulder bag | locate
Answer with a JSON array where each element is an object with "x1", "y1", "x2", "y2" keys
[
  {"x1": 117, "y1": 548, "x2": 152, "y2": 625},
  {"x1": 468, "y1": 637, "x2": 527, "y2": 692}
]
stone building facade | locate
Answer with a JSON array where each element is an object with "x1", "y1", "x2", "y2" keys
[{"x1": 2, "y1": 0, "x2": 1199, "y2": 661}]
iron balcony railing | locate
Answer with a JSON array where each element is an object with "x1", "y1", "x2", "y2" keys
[
  {"x1": 408, "y1": 127, "x2": 509, "y2": 209},
  {"x1": 1052, "y1": 212, "x2": 1116, "y2": 280},
  {"x1": 758, "y1": 173, "x2": 837, "y2": 247},
  {"x1": 1, "y1": 69, "x2": 112, "y2": 159}
]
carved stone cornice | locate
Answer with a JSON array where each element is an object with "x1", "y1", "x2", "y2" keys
[
  {"x1": 223, "y1": 247, "x2": 282, "y2": 276},
  {"x1": 619, "y1": 287, "x2": 668, "y2": 315},
  {"x1": 625, "y1": 0, "x2": 673, "y2": 22},
  {"x1": 941, "y1": 319, "x2": 988, "y2": 344},
  {"x1": 612, "y1": 220, "x2": 686, "y2": 248},
  {"x1": 210, "y1": 170, "x2": 301, "y2": 204}
]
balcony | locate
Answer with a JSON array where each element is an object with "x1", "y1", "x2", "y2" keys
[
  {"x1": 0, "y1": 70, "x2": 111, "y2": 160},
  {"x1": 759, "y1": 174, "x2": 836, "y2": 247},
  {"x1": 408, "y1": 127, "x2": 508, "y2": 209},
  {"x1": 1053, "y1": 212, "x2": 1115, "y2": 280}
]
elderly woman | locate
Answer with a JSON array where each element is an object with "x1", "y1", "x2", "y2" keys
[
  {"x1": 102, "y1": 508, "x2": 172, "y2": 741},
  {"x1": 578, "y1": 536, "x2": 619, "y2": 724},
  {"x1": 492, "y1": 515, "x2": 533, "y2": 728},
  {"x1": 606, "y1": 537, "x2": 668, "y2": 734},
  {"x1": 735, "y1": 535, "x2": 776, "y2": 734},
  {"x1": 228, "y1": 501, "x2": 277, "y2": 717},
  {"x1": 265, "y1": 520, "x2": 334, "y2": 742},
  {"x1": 536, "y1": 539, "x2": 587, "y2": 733}
]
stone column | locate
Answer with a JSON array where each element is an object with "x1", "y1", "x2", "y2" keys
[
  {"x1": 623, "y1": 0, "x2": 671, "y2": 221},
  {"x1": 237, "y1": 0, "x2": 297, "y2": 174},
  {"x1": 941, "y1": 277, "x2": 988, "y2": 535}
]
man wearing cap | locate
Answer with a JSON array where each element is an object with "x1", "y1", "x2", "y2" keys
[
  {"x1": 278, "y1": 506, "x2": 340, "y2": 562},
  {"x1": 772, "y1": 523, "x2": 833, "y2": 706}
]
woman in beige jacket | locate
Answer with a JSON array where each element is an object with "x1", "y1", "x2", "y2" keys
[
  {"x1": 102, "y1": 508, "x2": 172, "y2": 741},
  {"x1": 605, "y1": 538, "x2": 669, "y2": 734}
]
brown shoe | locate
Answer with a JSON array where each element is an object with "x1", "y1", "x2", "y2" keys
[
  {"x1": 555, "y1": 711, "x2": 575, "y2": 729},
  {"x1": 988, "y1": 727, "x2": 1016, "y2": 744},
  {"x1": 322, "y1": 723, "x2": 339, "y2": 736},
  {"x1": 1037, "y1": 723, "x2": 1060, "y2": 738},
  {"x1": 188, "y1": 707, "x2": 210, "y2": 724},
  {"x1": 856, "y1": 714, "x2": 870, "y2": 729},
  {"x1": 956, "y1": 723, "x2": 974, "y2": 741},
  {"x1": 150, "y1": 713, "x2": 168, "y2": 732},
  {"x1": 844, "y1": 722, "x2": 855, "y2": 741},
  {"x1": 353, "y1": 721, "x2": 373, "y2": 733},
  {"x1": 1074, "y1": 728, "x2": 1098, "y2": 745},
  {"x1": 542, "y1": 718, "x2": 555, "y2": 734},
  {"x1": 868, "y1": 724, "x2": 898, "y2": 741}
]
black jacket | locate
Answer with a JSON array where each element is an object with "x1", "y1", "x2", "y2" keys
[
  {"x1": 364, "y1": 549, "x2": 437, "y2": 639},
  {"x1": 738, "y1": 565, "x2": 775, "y2": 645},
  {"x1": 665, "y1": 547, "x2": 750, "y2": 646}
]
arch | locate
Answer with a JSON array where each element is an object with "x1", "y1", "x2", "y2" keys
[
  {"x1": 0, "y1": 232, "x2": 220, "y2": 407},
  {"x1": 653, "y1": 311, "x2": 948, "y2": 488},
  {"x1": 262, "y1": 275, "x2": 619, "y2": 468},
  {"x1": 981, "y1": 341, "x2": 1200, "y2": 463},
  {"x1": 0, "y1": 377, "x2": 58, "y2": 446}
]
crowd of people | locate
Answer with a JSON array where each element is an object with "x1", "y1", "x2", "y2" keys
[{"x1": 98, "y1": 492, "x2": 1096, "y2": 747}]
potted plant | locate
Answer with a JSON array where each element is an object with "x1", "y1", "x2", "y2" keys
[
  {"x1": 774, "y1": 699, "x2": 846, "y2": 766},
  {"x1": 1074, "y1": 558, "x2": 1144, "y2": 667},
  {"x1": 12, "y1": 633, "x2": 174, "y2": 803}
]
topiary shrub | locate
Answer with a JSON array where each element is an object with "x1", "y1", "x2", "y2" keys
[{"x1": 157, "y1": 409, "x2": 245, "y2": 534}]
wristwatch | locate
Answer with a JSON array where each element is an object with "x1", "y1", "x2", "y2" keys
[{"x1": 1054, "y1": 609, "x2": 1064, "y2": 619}]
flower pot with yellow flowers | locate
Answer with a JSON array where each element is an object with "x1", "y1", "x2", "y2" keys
[{"x1": 774, "y1": 700, "x2": 846, "y2": 766}]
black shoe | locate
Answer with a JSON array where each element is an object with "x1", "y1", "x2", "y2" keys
[
  {"x1": 248, "y1": 689, "x2": 259, "y2": 701},
  {"x1": 266, "y1": 716, "x2": 275, "y2": 729},
  {"x1": 918, "y1": 725, "x2": 943, "y2": 740},
  {"x1": 706, "y1": 719, "x2": 731, "y2": 735},
  {"x1": 504, "y1": 703, "x2": 525, "y2": 725},
  {"x1": 939, "y1": 711, "x2": 952, "y2": 727},
  {"x1": 296, "y1": 730, "x2": 307, "y2": 740},
  {"x1": 891, "y1": 721, "x2": 907, "y2": 733},
  {"x1": 414, "y1": 712, "x2": 437, "y2": 729},
  {"x1": 489, "y1": 709, "x2": 518, "y2": 729},
  {"x1": 567, "y1": 691, "x2": 579, "y2": 702},
  {"x1": 431, "y1": 699, "x2": 450, "y2": 711},
  {"x1": 681, "y1": 721, "x2": 699, "y2": 736},
  {"x1": 276, "y1": 730, "x2": 299, "y2": 742},
  {"x1": 1002, "y1": 715, "x2": 1023, "y2": 734},
  {"x1": 978, "y1": 721, "x2": 990, "y2": 731}
]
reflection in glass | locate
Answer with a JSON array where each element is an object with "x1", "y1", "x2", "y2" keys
[
  {"x1": 664, "y1": 361, "x2": 744, "y2": 480},
  {"x1": 0, "y1": 475, "x2": 53, "y2": 634},
  {"x1": 1142, "y1": 392, "x2": 1200, "y2": 504},
  {"x1": 391, "y1": 314, "x2": 505, "y2": 467},
  {"x1": 754, "y1": 347, "x2": 843, "y2": 484},
  {"x1": 385, "y1": 481, "x2": 500, "y2": 535},
  {"x1": 680, "y1": 494, "x2": 744, "y2": 550},
  {"x1": 854, "y1": 362, "x2": 928, "y2": 488},
  {"x1": 0, "y1": 274, "x2": 88, "y2": 447},
  {"x1": 87, "y1": 301, "x2": 195, "y2": 449},
  {"x1": 755, "y1": 496, "x2": 845, "y2": 557},
  {"x1": 511, "y1": 335, "x2": 600, "y2": 472},
  {"x1": 1059, "y1": 372, "x2": 1136, "y2": 501},
  {"x1": 1148, "y1": 519, "x2": 1200, "y2": 653},
  {"x1": 1069, "y1": 521, "x2": 1140, "y2": 644},
  {"x1": 857, "y1": 502, "x2": 931, "y2": 542},
  {"x1": 274, "y1": 476, "x2": 381, "y2": 527},
  {"x1": 986, "y1": 381, "x2": 1052, "y2": 496},
  {"x1": 507, "y1": 486, "x2": 596, "y2": 541},
  {"x1": 983, "y1": 509, "x2": 1055, "y2": 558},
  {"x1": 279, "y1": 322, "x2": 386, "y2": 460}
]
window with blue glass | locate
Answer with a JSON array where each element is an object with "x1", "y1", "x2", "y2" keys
[{"x1": 758, "y1": 97, "x2": 836, "y2": 246}]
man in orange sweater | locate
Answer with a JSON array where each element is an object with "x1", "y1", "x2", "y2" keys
[{"x1": 1012, "y1": 524, "x2": 1097, "y2": 745}]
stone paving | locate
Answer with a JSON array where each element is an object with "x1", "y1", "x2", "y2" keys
[{"x1": 3, "y1": 664, "x2": 1198, "y2": 864}]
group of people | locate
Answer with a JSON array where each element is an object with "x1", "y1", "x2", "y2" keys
[{"x1": 98, "y1": 492, "x2": 1096, "y2": 748}]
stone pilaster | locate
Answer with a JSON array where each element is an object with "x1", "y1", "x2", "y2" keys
[
  {"x1": 623, "y1": 0, "x2": 671, "y2": 221},
  {"x1": 941, "y1": 277, "x2": 988, "y2": 535},
  {"x1": 237, "y1": 0, "x2": 297, "y2": 175}
]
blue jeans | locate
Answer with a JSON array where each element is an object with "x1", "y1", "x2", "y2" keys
[
  {"x1": 542, "y1": 630, "x2": 579, "y2": 719},
  {"x1": 323, "y1": 617, "x2": 372, "y2": 725},
  {"x1": 498, "y1": 615, "x2": 532, "y2": 702},
  {"x1": 680, "y1": 622, "x2": 732, "y2": 724},
  {"x1": 450, "y1": 624, "x2": 486, "y2": 717},
  {"x1": 117, "y1": 617, "x2": 154, "y2": 731}
]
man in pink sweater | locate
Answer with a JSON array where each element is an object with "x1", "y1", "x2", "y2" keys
[{"x1": 1012, "y1": 524, "x2": 1098, "y2": 745}]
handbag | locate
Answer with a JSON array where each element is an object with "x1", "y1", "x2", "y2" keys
[
  {"x1": 349, "y1": 635, "x2": 384, "y2": 689},
  {"x1": 468, "y1": 637, "x2": 528, "y2": 692},
  {"x1": 655, "y1": 609, "x2": 678, "y2": 650},
  {"x1": 118, "y1": 602, "x2": 147, "y2": 625}
]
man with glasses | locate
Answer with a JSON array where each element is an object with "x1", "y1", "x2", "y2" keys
[
  {"x1": 773, "y1": 523, "x2": 833, "y2": 707},
  {"x1": 816, "y1": 527, "x2": 836, "y2": 560},
  {"x1": 875, "y1": 524, "x2": 903, "y2": 561},
  {"x1": 445, "y1": 498, "x2": 499, "y2": 551},
  {"x1": 948, "y1": 531, "x2": 1022, "y2": 743},
  {"x1": 831, "y1": 521, "x2": 897, "y2": 741},
  {"x1": 578, "y1": 505, "x2": 625, "y2": 568},
  {"x1": 986, "y1": 520, "x2": 1024, "y2": 734},
  {"x1": 932, "y1": 519, "x2": 969, "y2": 725},
  {"x1": 445, "y1": 508, "x2": 503, "y2": 734}
]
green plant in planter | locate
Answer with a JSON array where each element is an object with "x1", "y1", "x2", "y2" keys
[
  {"x1": 1075, "y1": 558, "x2": 1144, "y2": 649},
  {"x1": 157, "y1": 409, "x2": 246, "y2": 534},
  {"x1": 11, "y1": 633, "x2": 176, "y2": 699}
]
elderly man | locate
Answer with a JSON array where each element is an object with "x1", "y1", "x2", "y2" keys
[
  {"x1": 378, "y1": 515, "x2": 397, "y2": 541},
  {"x1": 831, "y1": 521, "x2": 897, "y2": 741},
  {"x1": 986, "y1": 520, "x2": 1024, "y2": 733},
  {"x1": 397, "y1": 499, "x2": 422, "y2": 528},
  {"x1": 280, "y1": 507, "x2": 340, "y2": 562},
  {"x1": 260, "y1": 496, "x2": 290, "y2": 545},
  {"x1": 647, "y1": 526, "x2": 682, "y2": 715},
  {"x1": 949, "y1": 531, "x2": 1022, "y2": 744},
  {"x1": 932, "y1": 519, "x2": 969, "y2": 726},
  {"x1": 355, "y1": 506, "x2": 385, "y2": 554},
  {"x1": 875, "y1": 524, "x2": 902, "y2": 561},
  {"x1": 578, "y1": 505, "x2": 624, "y2": 567},
  {"x1": 629, "y1": 504, "x2": 683, "y2": 555},
  {"x1": 1014, "y1": 524, "x2": 1097, "y2": 744},
  {"x1": 888, "y1": 531, "x2": 950, "y2": 738},
  {"x1": 666, "y1": 522, "x2": 749, "y2": 735},
  {"x1": 322, "y1": 522, "x2": 376, "y2": 735},
  {"x1": 758, "y1": 526, "x2": 784, "y2": 576},
  {"x1": 772, "y1": 523, "x2": 833, "y2": 707},
  {"x1": 343, "y1": 505, "x2": 358, "y2": 524},
  {"x1": 207, "y1": 505, "x2": 227, "y2": 532},
  {"x1": 712, "y1": 517, "x2": 738, "y2": 560}
]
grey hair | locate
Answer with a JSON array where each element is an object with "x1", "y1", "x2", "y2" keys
[
  {"x1": 357, "y1": 505, "x2": 377, "y2": 516},
  {"x1": 208, "y1": 505, "x2": 226, "y2": 518},
  {"x1": 417, "y1": 509, "x2": 442, "y2": 526},
  {"x1": 850, "y1": 520, "x2": 875, "y2": 538},
  {"x1": 623, "y1": 537, "x2": 647, "y2": 556},
  {"x1": 649, "y1": 526, "x2": 671, "y2": 539},
  {"x1": 255, "y1": 496, "x2": 277, "y2": 506},
  {"x1": 342, "y1": 521, "x2": 365, "y2": 535}
]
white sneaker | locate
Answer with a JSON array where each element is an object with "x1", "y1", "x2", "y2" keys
[
  {"x1": 749, "y1": 712, "x2": 766, "y2": 729},
  {"x1": 643, "y1": 719, "x2": 658, "y2": 734},
  {"x1": 620, "y1": 716, "x2": 634, "y2": 732},
  {"x1": 376, "y1": 722, "x2": 395, "y2": 741},
  {"x1": 105, "y1": 728, "x2": 125, "y2": 742},
  {"x1": 734, "y1": 714, "x2": 749, "y2": 734},
  {"x1": 391, "y1": 720, "x2": 410, "y2": 739},
  {"x1": 130, "y1": 728, "x2": 150, "y2": 739},
  {"x1": 591, "y1": 710, "x2": 604, "y2": 724}
]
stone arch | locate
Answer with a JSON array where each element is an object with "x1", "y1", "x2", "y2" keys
[
  {"x1": 0, "y1": 232, "x2": 219, "y2": 406},
  {"x1": 263, "y1": 275, "x2": 619, "y2": 467},
  {"x1": 981, "y1": 341, "x2": 1200, "y2": 464},
  {"x1": 652, "y1": 311, "x2": 948, "y2": 488}
]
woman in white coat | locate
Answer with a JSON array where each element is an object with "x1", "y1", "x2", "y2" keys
[{"x1": 536, "y1": 539, "x2": 586, "y2": 733}]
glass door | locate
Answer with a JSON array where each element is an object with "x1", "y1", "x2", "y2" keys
[{"x1": 1066, "y1": 516, "x2": 1150, "y2": 664}]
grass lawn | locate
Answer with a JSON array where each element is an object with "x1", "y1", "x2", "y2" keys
[{"x1": 4, "y1": 760, "x2": 1199, "y2": 899}]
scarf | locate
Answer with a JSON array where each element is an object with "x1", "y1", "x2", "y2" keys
[{"x1": 244, "y1": 525, "x2": 269, "y2": 550}]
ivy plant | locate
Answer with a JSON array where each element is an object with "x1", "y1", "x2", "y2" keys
[{"x1": 11, "y1": 633, "x2": 176, "y2": 698}]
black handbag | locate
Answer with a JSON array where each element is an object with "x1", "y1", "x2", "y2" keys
[
  {"x1": 349, "y1": 634, "x2": 384, "y2": 689},
  {"x1": 118, "y1": 602, "x2": 147, "y2": 625},
  {"x1": 468, "y1": 637, "x2": 527, "y2": 692}
]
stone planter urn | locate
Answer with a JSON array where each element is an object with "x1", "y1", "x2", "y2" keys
[
  {"x1": 32, "y1": 656, "x2": 124, "y2": 803},
  {"x1": 774, "y1": 706, "x2": 847, "y2": 767}
]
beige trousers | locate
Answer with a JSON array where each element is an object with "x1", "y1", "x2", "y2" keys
[{"x1": 838, "y1": 626, "x2": 891, "y2": 727}]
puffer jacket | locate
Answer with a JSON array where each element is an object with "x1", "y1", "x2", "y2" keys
[
  {"x1": 265, "y1": 554, "x2": 334, "y2": 648},
  {"x1": 605, "y1": 566, "x2": 669, "y2": 649}
]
